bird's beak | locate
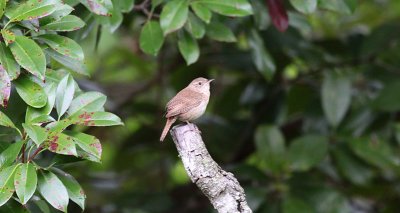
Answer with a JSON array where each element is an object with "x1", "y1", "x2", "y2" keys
[{"x1": 208, "y1": 79, "x2": 214, "y2": 83}]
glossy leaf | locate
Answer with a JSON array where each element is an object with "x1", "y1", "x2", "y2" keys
[
  {"x1": 0, "y1": 165, "x2": 18, "y2": 206},
  {"x1": 0, "y1": 141, "x2": 23, "y2": 169},
  {"x1": 38, "y1": 170, "x2": 69, "y2": 212},
  {"x1": 119, "y1": 0, "x2": 135, "y2": 12},
  {"x1": 79, "y1": 0, "x2": 113, "y2": 16},
  {"x1": 319, "y1": 0, "x2": 354, "y2": 14},
  {"x1": 1, "y1": 29, "x2": 15, "y2": 46},
  {"x1": 65, "y1": 131, "x2": 102, "y2": 162},
  {"x1": 0, "y1": 43, "x2": 20, "y2": 80},
  {"x1": 255, "y1": 125, "x2": 286, "y2": 174},
  {"x1": 0, "y1": 0, "x2": 5, "y2": 18},
  {"x1": 25, "y1": 82, "x2": 57, "y2": 123},
  {"x1": 290, "y1": 0, "x2": 317, "y2": 14},
  {"x1": 0, "y1": 65, "x2": 11, "y2": 107},
  {"x1": 321, "y1": 72, "x2": 351, "y2": 127},
  {"x1": 46, "y1": 131, "x2": 77, "y2": 156},
  {"x1": 350, "y1": 138, "x2": 397, "y2": 170},
  {"x1": 14, "y1": 75, "x2": 47, "y2": 108},
  {"x1": 139, "y1": 21, "x2": 164, "y2": 56},
  {"x1": 190, "y1": 2, "x2": 212, "y2": 24},
  {"x1": 0, "y1": 198, "x2": 29, "y2": 213},
  {"x1": 6, "y1": 0, "x2": 57, "y2": 22},
  {"x1": 0, "y1": 110, "x2": 16, "y2": 130},
  {"x1": 22, "y1": 123, "x2": 48, "y2": 146},
  {"x1": 178, "y1": 31, "x2": 199, "y2": 65},
  {"x1": 160, "y1": 0, "x2": 189, "y2": 35},
  {"x1": 70, "y1": 111, "x2": 123, "y2": 126},
  {"x1": 288, "y1": 135, "x2": 328, "y2": 171},
  {"x1": 206, "y1": 21, "x2": 236, "y2": 42},
  {"x1": 56, "y1": 74, "x2": 75, "y2": 118},
  {"x1": 9, "y1": 36, "x2": 46, "y2": 80},
  {"x1": 195, "y1": 0, "x2": 252, "y2": 17},
  {"x1": 14, "y1": 163, "x2": 37, "y2": 204},
  {"x1": 41, "y1": 15, "x2": 85, "y2": 31},
  {"x1": 185, "y1": 13, "x2": 205, "y2": 39},
  {"x1": 37, "y1": 34, "x2": 84, "y2": 61},
  {"x1": 248, "y1": 30, "x2": 276, "y2": 80},
  {"x1": 53, "y1": 168, "x2": 86, "y2": 210},
  {"x1": 67, "y1": 92, "x2": 106, "y2": 117},
  {"x1": 44, "y1": 49, "x2": 88, "y2": 75}
]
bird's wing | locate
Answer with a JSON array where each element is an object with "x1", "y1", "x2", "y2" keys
[{"x1": 165, "y1": 89, "x2": 203, "y2": 118}]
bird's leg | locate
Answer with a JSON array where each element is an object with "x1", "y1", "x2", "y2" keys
[{"x1": 184, "y1": 121, "x2": 201, "y2": 135}]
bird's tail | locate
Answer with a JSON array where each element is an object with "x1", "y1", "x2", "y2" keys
[{"x1": 160, "y1": 117, "x2": 177, "y2": 142}]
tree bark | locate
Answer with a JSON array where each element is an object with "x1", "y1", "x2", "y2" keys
[{"x1": 170, "y1": 124, "x2": 252, "y2": 213}]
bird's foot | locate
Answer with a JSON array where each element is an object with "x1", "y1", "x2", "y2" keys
[{"x1": 185, "y1": 121, "x2": 202, "y2": 135}]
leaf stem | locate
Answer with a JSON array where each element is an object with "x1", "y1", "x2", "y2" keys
[{"x1": 28, "y1": 146, "x2": 44, "y2": 162}]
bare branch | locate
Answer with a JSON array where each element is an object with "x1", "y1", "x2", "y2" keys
[{"x1": 170, "y1": 124, "x2": 252, "y2": 213}]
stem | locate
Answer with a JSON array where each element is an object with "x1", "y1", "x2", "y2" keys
[
  {"x1": 21, "y1": 143, "x2": 26, "y2": 163},
  {"x1": 28, "y1": 146, "x2": 43, "y2": 162}
]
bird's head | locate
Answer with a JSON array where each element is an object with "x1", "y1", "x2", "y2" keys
[{"x1": 188, "y1": 77, "x2": 214, "y2": 93}]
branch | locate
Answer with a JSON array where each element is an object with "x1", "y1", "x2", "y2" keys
[{"x1": 170, "y1": 124, "x2": 252, "y2": 213}]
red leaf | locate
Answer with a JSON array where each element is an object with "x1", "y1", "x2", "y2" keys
[{"x1": 266, "y1": 0, "x2": 289, "y2": 32}]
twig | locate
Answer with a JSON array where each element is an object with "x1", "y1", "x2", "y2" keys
[
  {"x1": 133, "y1": 0, "x2": 160, "y2": 19},
  {"x1": 28, "y1": 146, "x2": 43, "y2": 162},
  {"x1": 170, "y1": 124, "x2": 252, "y2": 213}
]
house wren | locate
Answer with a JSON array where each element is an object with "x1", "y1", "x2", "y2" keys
[{"x1": 160, "y1": 77, "x2": 214, "y2": 142}]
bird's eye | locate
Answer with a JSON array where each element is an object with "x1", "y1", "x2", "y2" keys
[{"x1": 198, "y1": 82, "x2": 202, "y2": 85}]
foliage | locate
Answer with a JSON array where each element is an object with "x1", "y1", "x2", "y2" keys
[{"x1": 1, "y1": 0, "x2": 400, "y2": 212}]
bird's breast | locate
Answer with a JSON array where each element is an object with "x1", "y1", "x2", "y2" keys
[{"x1": 178, "y1": 99, "x2": 209, "y2": 122}]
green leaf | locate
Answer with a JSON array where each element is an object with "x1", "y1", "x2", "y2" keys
[
  {"x1": 1, "y1": 29, "x2": 15, "y2": 46},
  {"x1": 45, "y1": 131, "x2": 77, "y2": 156},
  {"x1": 290, "y1": 0, "x2": 317, "y2": 14},
  {"x1": 79, "y1": 0, "x2": 113, "y2": 16},
  {"x1": 195, "y1": 0, "x2": 252, "y2": 17},
  {"x1": 6, "y1": 0, "x2": 57, "y2": 22},
  {"x1": 318, "y1": 0, "x2": 354, "y2": 14},
  {"x1": 37, "y1": 34, "x2": 84, "y2": 61},
  {"x1": 283, "y1": 196, "x2": 313, "y2": 213},
  {"x1": 40, "y1": 3, "x2": 74, "y2": 25},
  {"x1": 0, "y1": 165, "x2": 18, "y2": 206},
  {"x1": 65, "y1": 131, "x2": 101, "y2": 162},
  {"x1": 55, "y1": 74, "x2": 75, "y2": 118},
  {"x1": 25, "y1": 82, "x2": 57, "y2": 123},
  {"x1": 0, "y1": 65, "x2": 11, "y2": 107},
  {"x1": 349, "y1": 138, "x2": 398, "y2": 170},
  {"x1": 139, "y1": 21, "x2": 165, "y2": 56},
  {"x1": 248, "y1": 30, "x2": 276, "y2": 80},
  {"x1": 41, "y1": 15, "x2": 85, "y2": 31},
  {"x1": 206, "y1": 21, "x2": 236, "y2": 42},
  {"x1": 69, "y1": 111, "x2": 123, "y2": 126},
  {"x1": 22, "y1": 123, "x2": 48, "y2": 146},
  {"x1": 67, "y1": 92, "x2": 106, "y2": 117},
  {"x1": 371, "y1": 81, "x2": 400, "y2": 111},
  {"x1": 321, "y1": 71, "x2": 351, "y2": 127},
  {"x1": 0, "y1": 43, "x2": 20, "y2": 80},
  {"x1": 178, "y1": 31, "x2": 199, "y2": 65},
  {"x1": 160, "y1": 0, "x2": 189, "y2": 35},
  {"x1": 190, "y1": 2, "x2": 212, "y2": 24},
  {"x1": 185, "y1": 13, "x2": 205, "y2": 39},
  {"x1": 0, "y1": 141, "x2": 23, "y2": 169},
  {"x1": 14, "y1": 75, "x2": 47, "y2": 108},
  {"x1": 38, "y1": 170, "x2": 69, "y2": 212},
  {"x1": 0, "y1": 0, "x2": 6, "y2": 19},
  {"x1": 53, "y1": 168, "x2": 86, "y2": 210},
  {"x1": 0, "y1": 110, "x2": 16, "y2": 130},
  {"x1": 0, "y1": 198, "x2": 29, "y2": 213},
  {"x1": 119, "y1": 0, "x2": 135, "y2": 12},
  {"x1": 333, "y1": 146, "x2": 374, "y2": 185},
  {"x1": 288, "y1": 135, "x2": 328, "y2": 171},
  {"x1": 14, "y1": 163, "x2": 37, "y2": 204},
  {"x1": 9, "y1": 36, "x2": 46, "y2": 80},
  {"x1": 44, "y1": 49, "x2": 88, "y2": 75},
  {"x1": 255, "y1": 125, "x2": 286, "y2": 174},
  {"x1": 251, "y1": 0, "x2": 270, "y2": 30}
]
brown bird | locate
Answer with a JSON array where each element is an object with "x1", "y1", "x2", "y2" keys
[{"x1": 160, "y1": 77, "x2": 213, "y2": 142}]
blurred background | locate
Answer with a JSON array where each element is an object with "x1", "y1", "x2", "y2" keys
[{"x1": 20, "y1": 0, "x2": 400, "y2": 212}]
